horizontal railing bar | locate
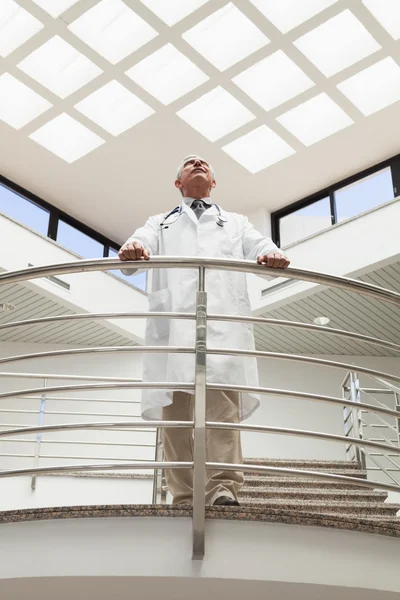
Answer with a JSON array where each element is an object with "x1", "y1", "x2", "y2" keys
[
  {"x1": 209, "y1": 315, "x2": 400, "y2": 353},
  {"x1": 0, "y1": 382, "x2": 398, "y2": 419},
  {"x1": 207, "y1": 422, "x2": 400, "y2": 454},
  {"x1": 0, "y1": 461, "x2": 193, "y2": 478},
  {"x1": 2, "y1": 454, "x2": 156, "y2": 461},
  {"x1": 0, "y1": 424, "x2": 157, "y2": 433},
  {"x1": 0, "y1": 409, "x2": 142, "y2": 417},
  {"x1": 0, "y1": 312, "x2": 195, "y2": 332},
  {"x1": 0, "y1": 372, "x2": 142, "y2": 383},
  {"x1": 0, "y1": 346, "x2": 194, "y2": 366},
  {"x1": 207, "y1": 350, "x2": 400, "y2": 384},
  {"x1": 0, "y1": 420, "x2": 192, "y2": 438},
  {"x1": 1, "y1": 439, "x2": 156, "y2": 448},
  {"x1": 206, "y1": 463, "x2": 400, "y2": 493},
  {"x1": 361, "y1": 389, "x2": 395, "y2": 394},
  {"x1": 0, "y1": 382, "x2": 194, "y2": 401},
  {"x1": 1, "y1": 257, "x2": 399, "y2": 305},
  {"x1": 207, "y1": 384, "x2": 400, "y2": 419},
  {"x1": 1, "y1": 312, "x2": 398, "y2": 354},
  {"x1": 18, "y1": 396, "x2": 141, "y2": 404}
]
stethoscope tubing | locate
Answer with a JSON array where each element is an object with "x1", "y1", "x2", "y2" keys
[{"x1": 159, "y1": 203, "x2": 227, "y2": 229}]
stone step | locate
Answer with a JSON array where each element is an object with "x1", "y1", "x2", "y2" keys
[
  {"x1": 244, "y1": 459, "x2": 362, "y2": 471},
  {"x1": 242, "y1": 475, "x2": 369, "y2": 490},
  {"x1": 239, "y1": 487, "x2": 388, "y2": 502},
  {"x1": 238, "y1": 498, "x2": 400, "y2": 516},
  {"x1": 244, "y1": 468, "x2": 368, "y2": 481}
]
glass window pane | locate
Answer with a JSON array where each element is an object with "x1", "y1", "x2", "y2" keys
[
  {"x1": 57, "y1": 220, "x2": 104, "y2": 258},
  {"x1": 279, "y1": 197, "x2": 332, "y2": 246},
  {"x1": 0, "y1": 184, "x2": 49, "y2": 236},
  {"x1": 335, "y1": 167, "x2": 394, "y2": 222},
  {"x1": 109, "y1": 248, "x2": 147, "y2": 291}
]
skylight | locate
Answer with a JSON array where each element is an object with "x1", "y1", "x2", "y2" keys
[
  {"x1": 17, "y1": 35, "x2": 102, "y2": 99},
  {"x1": 362, "y1": 0, "x2": 400, "y2": 40},
  {"x1": 249, "y1": 0, "x2": 339, "y2": 34},
  {"x1": 0, "y1": 0, "x2": 43, "y2": 57},
  {"x1": 233, "y1": 50, "x2": 314, "y2": 112},
  {"x1": 68, "y1": 0, "x2": 158, "y2": 65},
  {"x1": 277, "y1": 93, "x2": 353, "y2": 146},
  {"x1": 126, "y1": 44, "x2": 208, "y2": 105},
  {"x1": 222, "y1": 125, "x2": 296, "y2": 173},
  {"x1": 31, "y1": 0, "x2": 80, "y2": 18},
  {"x1": 29, "y1": 113, "x2": 105, "y2": 163},
  {"x1": 294, "y1": 9, "x2": 381, "y2": 76},
  {"x1": 0, "y1": 73, "x2": 52, "y2": 129},
  {"x1": 176, "y1": 86, "x2": 255, "y2": 142},
  {"x1": 140, "y1": 0, "x2": 211, "y2": 27},
  {"x1": 182, "y1": 2, "x2": 269, "y2": 71},
  {"x1": 74, "y1": 80, "x2": 155, "y2": 136},
  {"x1": 337, "y1": 57, "x2": 400, "y2": 116}
]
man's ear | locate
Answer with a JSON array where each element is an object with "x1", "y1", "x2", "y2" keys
[
  {"x1": 211, "y1": 179, "x2": 216, "y2": 189},
  {"x1": 175, "y1": 179, "x2": 182, "y2": 190}
]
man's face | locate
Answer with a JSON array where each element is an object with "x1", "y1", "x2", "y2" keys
[{"x1": 175, "y1": 157, "x2": 216, "y2": 194}]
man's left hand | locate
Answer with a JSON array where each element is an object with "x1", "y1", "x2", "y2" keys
[{"x1": 257, "y1": 252, "x2": 290, "y2": 268}]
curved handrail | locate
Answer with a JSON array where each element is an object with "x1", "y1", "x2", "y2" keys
[
  {"x1": 0, "y1": 419, "x2": 397, "y2": 455},
  {"x1": 0, "y1": 312, "x2": 399, "y2": 353},
  {"x1": 0, "y1": 381, "x2": 398, "y2": 419},
  {"x1": 0, "y1": 256, "x2": 399, "y2": 305}
]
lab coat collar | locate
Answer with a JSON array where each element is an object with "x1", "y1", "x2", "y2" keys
[{"x1": 181, "y1": 197, "x2": 213, "y2": 225}]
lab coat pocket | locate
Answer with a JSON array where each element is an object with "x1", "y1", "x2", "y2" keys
[
  {"x1": 220, "y1": 229, "x2": 243, "y2": 259},
  {"x1": 146, "y1": 287, "x2": 172, "y2": 342}
]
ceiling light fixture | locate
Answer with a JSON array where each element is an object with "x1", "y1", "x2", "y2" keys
[
  {"x1": 182, "y1": 2, "x2": 269, "y2": 71},
  {"x1": 177, "y1": 86, "x2": 255, "y2": 142},
  {"x1": 0, "y1": 73, "x2": 52, "y2": 129},
  {"x1": 68, "y1": 0, "x2": 158, "y2": 65},
  {"x1": 17, "y1": 35, "x2": 102, "y2": 99},
  {"x1": 29, "y1": 113, "x2": 105, "y2": 163},
  {"x1": 294, "y1": 9, "x2": 381, "y2": 77},
  {"x1": 126, "y1": 43, "x2": 208, "y2": 105},
  {"x1": 313, "y1": 316, "x2": 330, "y2": 326},
  {"x1": 75, "y1": 80, "x2": 155, "y2": 136},
  {"x1": 0, "y1": 0, "x2": 43, "y2": 57},
  {"x1": 222, "y1": 125, "x2": 296, "y2": 173}
]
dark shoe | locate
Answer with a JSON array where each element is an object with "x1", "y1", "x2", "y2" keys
[{"x1": 213, "y1": 496, "x2": 240, "y2": 506}]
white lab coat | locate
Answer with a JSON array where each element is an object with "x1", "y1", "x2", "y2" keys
[{"x1": 122, "y1": 200, "x2": 279, "y2": 421}]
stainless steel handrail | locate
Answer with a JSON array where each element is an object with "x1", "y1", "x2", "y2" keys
[
  {"x1": 0, "y1": 382, "x2": 399, "y2": 418},
  {"x1": 0, "y1": 257, "x2": 399, "y2": 304},
  {"x1": 0, "y1": 257, "x2": 399, "y2": 560},
  {"x1": 1, "y1": 313, "x2": 399, "y2": 354}
]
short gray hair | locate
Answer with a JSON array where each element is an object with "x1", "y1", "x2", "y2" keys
[{"x1": 176, "y1": 154, "x2": 215, "y2": 196}]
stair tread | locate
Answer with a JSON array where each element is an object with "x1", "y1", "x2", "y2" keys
[
  {"x1": 239, "y1": 498, "x2": 400, "y2": 507},
  {"x1": 240, "y1": 488, "x2": 388, "y2": 497}
]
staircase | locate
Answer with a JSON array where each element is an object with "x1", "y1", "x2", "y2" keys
[{"x1": 238, "y1": 459, "x2": 400, "y2": 523}]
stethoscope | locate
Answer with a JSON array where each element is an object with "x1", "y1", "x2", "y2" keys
[{"x1": 159, "y1": 203, "x2": 228, "y2": 229}]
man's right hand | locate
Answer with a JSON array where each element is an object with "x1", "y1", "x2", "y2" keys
[{"x1": 118, "y1": 242, "x2": 150, "y2": 261}]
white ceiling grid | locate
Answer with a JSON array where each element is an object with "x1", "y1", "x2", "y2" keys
[{"x1": 0, "y1": 0, "x2": 399, "y2": 240}]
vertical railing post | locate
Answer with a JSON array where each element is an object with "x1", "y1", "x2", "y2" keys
[
  {"x1": 192, "y1": 266, "x2": 207, "y2": 560},
  {"x1": 395, "y1": 392, "x2": 400, "y2": 447},
  {"x1": 350, "y1": 372, "x2": 366, "y2": 470},
  {"x1": 31, "y1": 378, "x2": 47, "y2": 490},
  {"x1": 152, "y1": 427, "x2": 166, "y2": 504}
]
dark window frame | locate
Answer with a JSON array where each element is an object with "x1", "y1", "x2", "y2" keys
[
  {"x1": 271, "y1": 152, "x2": 400, "y2": 248},
  {"x1": 0, "y1": 172, "x2": 147, "y2": 291}
]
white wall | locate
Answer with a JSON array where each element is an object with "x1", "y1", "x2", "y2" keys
[
  {"x1": 0, "y1": 341, "x2": 154, "y2": 509},
  {"x1": 250, "y1": 197, "x2": 400, "y2": 314},
  {"x1": 1, "y1": 518, "x2": 400, "y2": 596},
  {"x1": 243, "y1": 355, "x2": 400, "y2": 461},
  {"x1": 0, "y1": 213, "x2": 148, "y2": 342}
]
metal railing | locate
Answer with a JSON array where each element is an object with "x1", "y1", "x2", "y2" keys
[
  {"x1": 342, "y1": 372, "x2": 400, "y2": 485},
  {"x1": 0, "y1": 257, "x2": 400, "y2": 560}
]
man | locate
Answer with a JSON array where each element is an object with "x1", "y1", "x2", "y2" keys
[{"x1": 119, "y1": 155, "x2": 290, "y2": 507}]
